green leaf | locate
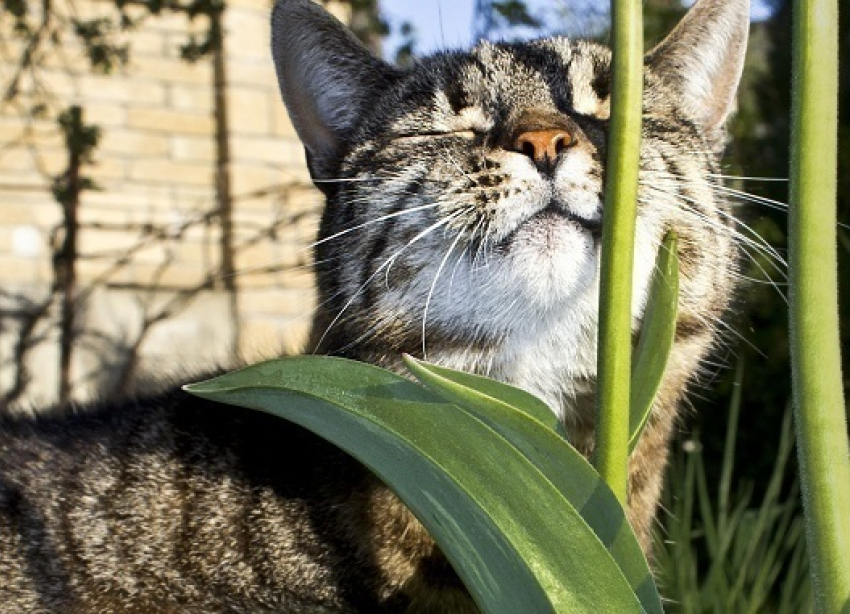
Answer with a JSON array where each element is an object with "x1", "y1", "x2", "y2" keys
[
  {"x1": 401, "y1": 355, "x2": 567, "y2": 439},
  {"x1": 404, "y1": 355, "x2": 663, "y2": 614},
  {"x1": 186, "y1": 357, "x2": 646, "y2": 613},
  {"x1": 629, "y1": 232, "x2": 679, "y2": 452}
]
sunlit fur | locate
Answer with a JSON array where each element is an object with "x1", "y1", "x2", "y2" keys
[{"x1": 0, "y1": 0, "x2": 755, "y2": 612}]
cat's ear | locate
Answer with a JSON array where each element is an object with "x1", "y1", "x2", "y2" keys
[
  {"x1": 646, "y1": 0, "x2": 750, "y2": 147},
  {"x1": 271, "y1": 0, "x2": 399, "y2": 172}
]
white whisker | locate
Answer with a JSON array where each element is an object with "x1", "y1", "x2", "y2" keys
[
  {"x1": 422, "y1": 225, "x2": 467, "y2": 358},
  {"x1": 707, "y1": 173, "x2": 788, "y2": 182},
  {"x1": 314, "y1": 211, "x2": 465, "y2": 352},
  {"x1": 306, "y1": 201, "x2": 441, "y2": 251},
  {"x1": 642, "y1": 183, "x2": 788, "y2": 271},
  {"x1": 712, "y1": 184, "x2": 789, "y2": 211}
]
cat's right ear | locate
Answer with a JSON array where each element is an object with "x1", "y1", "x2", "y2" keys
[{"x1": 271, "y1": 0, "x2": 399, "y2": 174}]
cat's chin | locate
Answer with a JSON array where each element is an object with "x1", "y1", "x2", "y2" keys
[
  {"x1": 498, "y1": 211, "x2": 600, "y2": 306},
  {"x1": 507, "y1": 208, "x2": 601, "y2": 247}
]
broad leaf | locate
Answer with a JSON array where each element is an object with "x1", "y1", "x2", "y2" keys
[
  {"x1": 401, "y1": 355, "x2": 567, "y2": 439},
  {"x1": 404, "y1": 355, "x2": 663, "y2": 614},
  {"x1": 186, "y1": 357, "x2": 645, "y2": 613},
  {"x1": 630, "y1": 232, "x2": 679, "y2": 452}
]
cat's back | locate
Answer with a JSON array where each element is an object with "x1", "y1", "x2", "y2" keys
[{"x1": 0, "y1": 385, "x2": 395, "y2": 613}]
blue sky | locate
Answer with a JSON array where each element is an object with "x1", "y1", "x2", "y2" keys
[
  {"x1": 381, "y1": 1, "x2": 475, "y2": 56},
  {"x1": 380, "y1": 0, "x2": 774, "y2": 59}
]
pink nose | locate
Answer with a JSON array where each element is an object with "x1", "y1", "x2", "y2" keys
[{"x1": 513, "y1": 129, "x2": 573, "y2": 163}]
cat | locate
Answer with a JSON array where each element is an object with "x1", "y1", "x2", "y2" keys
[{"x1": 0, "y1": 0, "x2": 750, "y2": 611}]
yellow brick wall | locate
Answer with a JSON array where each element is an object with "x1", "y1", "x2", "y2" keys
[{"x1": 0, "y1": 0, "x2": 350, "y2": 409}]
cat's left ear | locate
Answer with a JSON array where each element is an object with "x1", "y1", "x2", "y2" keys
[
  {"x1": 271, "y1": 0, "x2": 400, "y2": 174},
  {"x1": 646, "y1": 0, "x2": 750, "y2": 148}
]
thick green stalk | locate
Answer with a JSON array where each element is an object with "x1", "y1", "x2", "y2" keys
[
  {"x1": 788, "y1": 0, "x2": 850, "y2": 610},
  {"x1": 594, "y1": 0, "x2": 643, "y2": 503}
]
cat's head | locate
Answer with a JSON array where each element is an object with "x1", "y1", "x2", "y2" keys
[{"x1": 271, "y1": 0, "x2": 749, "y2": 408}]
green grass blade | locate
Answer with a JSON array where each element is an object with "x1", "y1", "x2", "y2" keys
[
  {"x1": 676, "y1": 444, "x2": 699, "y2": 610},
  {"x1": 730, "y1": 408, "x2": 797, "y2": 603},
  {"x1": 659, "y1": 403, "x2": 815, "y2": 613},
  {"x1": 779, "y1": 520, "x2": 813, "y2": 613},
  {"x1": 403, "y1": 355, "x2": 663, "y2": 614},
  {"x1": 718, "y1": 359, "x2": 744, "y2": 538},
  {"x1": 185, "y1": 357, "x2": 645, "y2": 613},
  {"x1": 693, "y1": 451, "x2": 720, "y2": 568},
  {"x1": 629, "y1": 232, "x2": 679, "y2": 452}
]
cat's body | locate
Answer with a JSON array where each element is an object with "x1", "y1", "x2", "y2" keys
[
  {"x1": 0, "y1": 0, "x2": 750, "y2": 611},
  {"x1": 0, "y1": 387, "x2": 443, "y2": 612}
]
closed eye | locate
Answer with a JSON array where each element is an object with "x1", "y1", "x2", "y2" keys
[{"x1": 393, "y1": 130, "x2": 477, "y2": 142}]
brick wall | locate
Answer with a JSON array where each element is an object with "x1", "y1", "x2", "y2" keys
[{"x1": 0, "y1": 0, "x2": 349, "y2": 410}]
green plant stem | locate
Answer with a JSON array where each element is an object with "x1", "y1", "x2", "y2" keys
[
  {"x1": 594, "y1": 0, "x2": 643, "y2": 504},
  {"x1": 789, "y1": 0, "x2": 850, "y2": 610}
]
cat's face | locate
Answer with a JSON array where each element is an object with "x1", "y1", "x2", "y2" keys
[
  {"x1": 339, "y1": 41, "x2": 613, "y2": 325},
  {"x1": 272, "y1": 0, "x2": 749, "y2": 416}
]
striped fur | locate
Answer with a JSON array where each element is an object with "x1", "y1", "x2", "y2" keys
[{"x1": 0, "y1": 0, "x2": 750, "y2": 611}]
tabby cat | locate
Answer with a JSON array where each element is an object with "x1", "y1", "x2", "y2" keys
[{"x1": 0, "y1": 0, "x2": 749, "y2": 611}]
